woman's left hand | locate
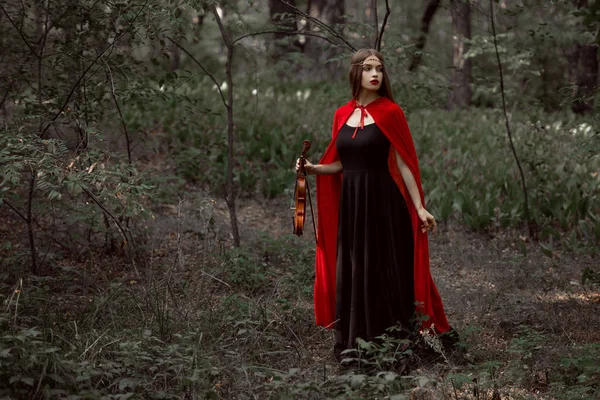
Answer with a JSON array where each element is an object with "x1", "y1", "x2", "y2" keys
[{"x1": 417, "y1": 207, "x2": 437, "y2": 234}]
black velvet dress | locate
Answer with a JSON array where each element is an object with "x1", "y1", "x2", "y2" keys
[{"x1": 334, "y1": 122, "x2": 415, "y2": 356}]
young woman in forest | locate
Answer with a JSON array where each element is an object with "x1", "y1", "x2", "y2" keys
[{"x1": 296, "y1": 48, "x2": 456, "y2": 360}]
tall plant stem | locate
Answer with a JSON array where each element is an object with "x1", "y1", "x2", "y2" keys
[
  {"x1": 27, "y1": 173, "x2": 38, "y2": 274},
  {"x1": 212, "y1": 5, "x2": 240, "y2": 247},
  {"x1": 489, "y1": 0, "x2": 533, "y2": 238}
]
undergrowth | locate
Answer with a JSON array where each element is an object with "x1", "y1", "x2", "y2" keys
[
  {"x1": 1, "y1": 220, "x2": 598, "y2": 399},
  {"x1": 126, "y1": 77, "x2": 600, "y2": 251}
]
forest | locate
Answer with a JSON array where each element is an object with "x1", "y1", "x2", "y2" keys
[{"x1": 0, "y1": 0, "x2": 599, "y2": 398}]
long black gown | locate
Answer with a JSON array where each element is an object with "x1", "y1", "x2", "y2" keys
[{"x1": 334, "y1": 122, "x2": 415, "y2": 356}]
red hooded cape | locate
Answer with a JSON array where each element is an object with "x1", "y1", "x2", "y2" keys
[{"x1": 314, "y1": 96, "x2": 451, "y2": 334}]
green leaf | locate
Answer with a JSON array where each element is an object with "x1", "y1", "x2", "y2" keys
[
  {"x1": 9, "y1": 376, "x2": 35, "y2": 386},
  {"x1": 118, "y1": 377, "x2": 139, "y2": 390}
]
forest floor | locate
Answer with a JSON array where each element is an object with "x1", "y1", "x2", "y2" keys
[
  {"x1": 1, "y1": 168, "x2": 599, "y2": 399},
  {"x1": 151, "y1": 183, "x2": 600, "y2": 399}
]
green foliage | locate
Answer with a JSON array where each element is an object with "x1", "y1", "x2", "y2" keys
[
  {"x1": 340, "y1": 326, "x2": 415, "y2": 372},
  {"x1": 159, "y1": 75, "x2": 600, "y2": 250},
  {"x1": 551, "y1": 344, "x2": 600, "y2": 399},
  {"x1": 0, "y1": 313, "x2": 217, "y2": 399},
  {"x1": 416, "y1": 108, "x2": 600, "y2": 250},
  {"x1": 222, "y1": 247, "x2": 274, "y2": 294},
  {"x1": 0, "y1": 126, "x2": 155, "y2": 262},
  {"x1": 217, "y1": 233, "x2": 315, "y2": 297},
  {"x1": 508, "y1": 326, "x2": 547, "y2": 362},
  {"x1": 581, "y1": 266, "x2": 600, "y2": 285}
]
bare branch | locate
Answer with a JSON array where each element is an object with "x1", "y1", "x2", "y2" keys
[
  {"x1": 375, "y1": 0, "x2": 391, "y2": 52},
  {"x1": 233, "y1": 30, "x2": 339, "y2": 47},
  {"x1": 489, "y1": 0, "x2": 532, "y2": 238},
  {"x1": 103, "y1": 59, "x2": 132, "y2": 165},
  {"x1": 0, "y1": 3, "x2": 39, "y2": 59},
  {"x1": 37, "y1": 0, "x2": 51, "y2": 135},
  {"x1": 165, "y1": 36, "x2": 228, "y2": 108},
  {"x1": 2, "y1": 199, "x2": 27, "y2": 222},
  {"x1": 81, "y1": 186, "x2": 135, "y2": 255},
  {"x1": 26, "y1": 173, "x2": 37, "y2": 274}
]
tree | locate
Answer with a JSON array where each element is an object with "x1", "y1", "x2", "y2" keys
[
  {"x1": 268, "y1": 0, "x2": 301, "y2": 77},
  {"x1": 571, "y1": 0, "x2": 599, "y2": 114},
  {"x1": 448, "y1": 0, "x2": 473, "y2": 109},
  {"x1": 409, "y1": 0, "x2": 442, "y2": 72},
  {"x1": 302, "y1": 0, "x2": 346, "y2": 80}
]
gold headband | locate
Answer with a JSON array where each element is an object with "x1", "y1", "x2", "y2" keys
[{"x1": 352, "y1": 56, "x2": 384, "y2": 67}]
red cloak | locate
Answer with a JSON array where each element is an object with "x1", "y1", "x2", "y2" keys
[{"x1": 314, "y1": 96, "x2": 451, "y2": 334}]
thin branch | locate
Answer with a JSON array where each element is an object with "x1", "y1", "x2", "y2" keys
[
  {"x1": 233, "y1": 29, "x2": 339, "y2": 47},
  {"x1": 279, "y1": 0, "x2": 356, "y2": 52},
  {"x1": 489, "y1": 0, "x2": 532, "y2": 238},
  {"x1": 103, "y1": 59, "x2": 132, "y2": 165},
  {"x1": 375, "y1": 0, "x2": 391, "y2": 52},
  {"x1": 27, "y1": 173, "x2": 37, "y2": 274},
  {"x1": 38, "y1": 0, "x2": 51, "y2": 136},
  {"x1": 165, "y1": 36, "x2": 228, "y2": 108},
  {"x1": 40, "y1": 0, "x2": 150, "y2": 138},
  {"x1": 0, "y1": 3, "x2": 39, "y2": 59},
  {"x1": 2, "y1": 199, "x2": 27, "y2": 222},
  {"x1": 81, "y1": 186, "x2": 133, "y2": 251}
]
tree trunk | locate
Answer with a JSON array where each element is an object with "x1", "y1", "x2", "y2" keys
[
  {"x1": 362, "y1": 0, "x2": 378, "y2": 49},
  {"x1": 571, "y1": 44, "x2": 599, "y2": 114},
  {"x1": 269, "y1": 0, "x2": 300, "y2": 77},
  {"x1": 269, "y1": 0, "x2": 297, "y2": 45},
  {"x1": 225, "y1": 44, "x2": 240, "y2": 247},
  {"x1": 212, "y1": 5, "x2": 241, "y2": 247},
  {"x1": 169, "y1": 7, "x2": 183, "y2": 71},
  {"x1": 571, "y1": 0, "x2": 599, "y2": 114},
  {"x1": 409, "y1": 0, "x2": 441, "y2": 72},
  {"x1": 302, "y1": 0, "x2": 346, "y2": 81},
  {"x1": 448, "y1": 0, "x2": 472, "y2": 110}
]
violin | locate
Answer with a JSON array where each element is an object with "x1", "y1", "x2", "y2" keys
[{"x1": 292, "y1": 140, "x2": 316, "y2": 241}]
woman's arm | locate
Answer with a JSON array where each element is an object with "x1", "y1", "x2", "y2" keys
[
  {"x1": 296, "y1": 160, "x2": 343, "y2": 175},
  {"x1": 395, "y1": 150, "x2": 437, "y2": 233},
  {"x1": 310, "y1": 161, "x2": 342, "y2": 175},
  {"x1": 394, "y1": 151, "x2": 423, "y2": 211}
]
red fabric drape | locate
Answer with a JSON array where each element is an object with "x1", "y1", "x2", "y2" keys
[{"x1": 314, "y1": 97, "x2": 451, "y2": 333}]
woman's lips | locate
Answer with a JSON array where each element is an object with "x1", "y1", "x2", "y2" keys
[{"x1": 370, "y1": 80, "x2": 379, "y2": 85}]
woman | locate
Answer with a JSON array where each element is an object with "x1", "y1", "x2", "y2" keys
[{"x1": 298, "y1": 49, "x2": 454, "y2": 358}]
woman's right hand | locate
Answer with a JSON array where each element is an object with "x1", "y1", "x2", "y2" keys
[{"x1": 296, "y1": 158, "x2": 316, "y2": 175}]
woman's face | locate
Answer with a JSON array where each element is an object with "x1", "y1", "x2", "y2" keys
[{"x1": 360, "y1": 56, "x2": 383, "y2": 93}]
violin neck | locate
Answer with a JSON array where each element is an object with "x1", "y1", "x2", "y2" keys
[{"x1": 297, "y1": 156, "x2": 307, "y2": 177}]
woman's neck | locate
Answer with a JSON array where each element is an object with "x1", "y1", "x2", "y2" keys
[{"x1": 356, "y1": 90, "x2": 380, "y2": 106}]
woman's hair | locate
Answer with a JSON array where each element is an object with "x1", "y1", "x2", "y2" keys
[{"x1": 348, "y1": 48, "x2": 395, "y2": 103}]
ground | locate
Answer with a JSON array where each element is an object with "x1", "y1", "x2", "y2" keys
[
  {"x1": 1, "y1": 177, "x2": 598, "y2": 398},
  {"x1": 186, "y1": 190, "x2": 600, "y2": 398}
]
